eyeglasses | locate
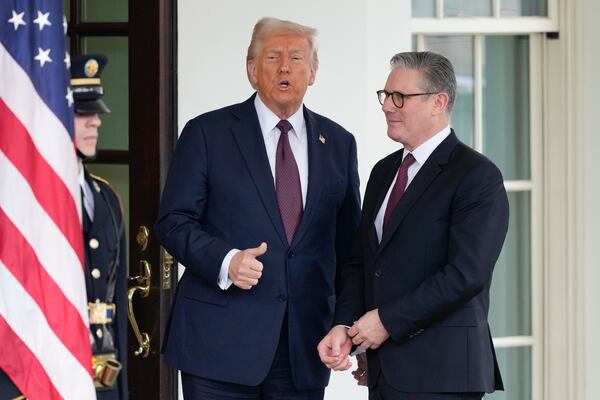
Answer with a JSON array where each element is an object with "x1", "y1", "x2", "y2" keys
[{"x1": 376, "y1": 89, "x2": 438, "y2": 108}]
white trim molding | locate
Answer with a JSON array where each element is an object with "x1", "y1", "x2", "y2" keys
[{"x1": 542, "y1": 0, "x2": 584, "y2": 398}]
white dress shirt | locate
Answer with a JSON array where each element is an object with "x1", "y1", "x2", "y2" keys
[
  {"x1": 79, "y1": 168, "x2": 95, "y2": 222},
  {"x1": 218, "y1": 95, "x2": 309, "y2": 289},
  {"x1": 374, "y1": 125, "x2": 451, "y2": 243}
]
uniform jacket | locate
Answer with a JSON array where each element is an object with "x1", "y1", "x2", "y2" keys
[
  {"x1": 0, "y1": 172, "x2": 128, "y2": 399},
  {"x1": 155, "y1": 94, "x2": 361, "y2": 390},
  {"x1": 335, "y1": 132, "x2": 508, "y2": 393},
  {"x1": 84, "y1": 171, "x2": 128, "y2": 400}
]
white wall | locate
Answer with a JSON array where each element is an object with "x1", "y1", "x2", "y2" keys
[
  {"x1": 177, "y1": 0, "x2": 410, "y2": 398},
  {"x1": 581, "y1": 0, "x2": 600, "y2": 398}
]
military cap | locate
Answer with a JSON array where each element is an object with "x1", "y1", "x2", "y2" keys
[{"x1": 70, "y1": 54, "x2": 110, "y2": 114}]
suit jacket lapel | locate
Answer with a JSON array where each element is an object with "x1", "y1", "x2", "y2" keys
[
  {"x1": 377, "y1": 132, "x2": 459, "y2": 254},
  {"x1": 230, "y1": 95, "x2": 288, "y2": 246},
  {"x1": 367, "y1": 149, "x2": 404, "y2": 255},
  {"x1": 290, "y1": 107, "x2": 324, "y2": 246}
]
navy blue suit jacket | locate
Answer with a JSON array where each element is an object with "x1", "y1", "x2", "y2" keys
[
  {"x1": 155, "y1": 94, "x2": 361, "y2": 390},
  {"x1": 335, "y1": 132, "x2": 508, "y2": 393},
  {"x1": 84, "y1": 172, "x2": 128, "y2": 400}
]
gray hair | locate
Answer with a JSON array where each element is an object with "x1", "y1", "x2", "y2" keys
[
  {"x1": 246, "y1": 17, "x2": 319, "y2": 86},
  {"x1": 389, "y1": 51, "x2": 457, "y2": 113}
]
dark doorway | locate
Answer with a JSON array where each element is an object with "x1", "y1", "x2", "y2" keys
[{"x1": 66, "y1": 0, "x2": 177, "y2": 398}]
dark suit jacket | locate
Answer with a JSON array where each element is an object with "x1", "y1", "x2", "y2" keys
[
  {"x1": 335, "y1": 131, "x2": 508, "y2": 393},
  {"x1": 155, "y1": 94, "x2": 361, "y2": 390}
]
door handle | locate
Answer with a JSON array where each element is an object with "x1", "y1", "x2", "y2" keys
[{"x1": 127, "y1": 260, "x2": 151, "y2": 357}]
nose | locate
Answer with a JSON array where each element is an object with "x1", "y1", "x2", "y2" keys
[
  {"x1": 381, "y1": 95, "x2": 396, "y2": 113},
  {"x1": 88, "y1": 113, "x2": 101, "y2": 127},
  {"x1": 279, "y1": 58, "x2": 290, "y2": 74}
]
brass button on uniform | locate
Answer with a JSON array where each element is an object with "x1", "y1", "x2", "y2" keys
[
  {"x1": 89, "y1": 238, "x2": 99, "y2": 249},
  {"x1": 91, "y1": 268, "x2": 101, "y2": 279},
  {"x1": 96, "y1": 328, "x2": 103, "y2": 338}
]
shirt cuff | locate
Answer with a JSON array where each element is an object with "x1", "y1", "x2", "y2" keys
[{"x1": 218, "y1": 249, "x2": 239, "y2": 290}]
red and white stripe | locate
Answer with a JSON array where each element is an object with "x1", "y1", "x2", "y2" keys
[{"x1": 0, "y1": 45, "x2": 96, "y2": 399}]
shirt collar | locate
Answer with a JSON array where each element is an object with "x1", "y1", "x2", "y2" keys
[
  {"x1": 79, "y1": 167, "x2": 86, "y2": 186},
  {"x1": 254, "y1": 94, "x2": 305, "y2": 142},
  {"x1": 404, "y1": 125, "x2": 451, "y2": 166}
]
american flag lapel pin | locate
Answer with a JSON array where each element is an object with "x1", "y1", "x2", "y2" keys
[{"x1": 319, "y1": 134, "x2": 326, "y2": 144}]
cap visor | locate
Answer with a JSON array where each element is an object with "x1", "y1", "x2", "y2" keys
[{"x1": 74, "y1": 99, "x2": 110, "y2": 114}]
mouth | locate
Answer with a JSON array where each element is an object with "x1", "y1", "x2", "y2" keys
[{"x1": 278, "y1": 80, "x2": 290, "y2": 89}]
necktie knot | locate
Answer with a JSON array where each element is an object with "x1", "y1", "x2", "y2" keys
[
  {"x1": 400, "y1": 153, "x2": 416, "y2": 171},
  {"x1": 276, "y1": 120, "x2": 293, "y2": 136}
]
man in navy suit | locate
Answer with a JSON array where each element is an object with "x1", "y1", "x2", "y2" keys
[
  {"x1": 155, "y1": 17, "x2": 361, "y2": 399},
  {"x1": 318, "y1": 51, "x2": 509, "y2": 399}
]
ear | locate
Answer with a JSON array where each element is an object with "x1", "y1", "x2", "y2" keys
[
  {"x1": 431, "y1": 92, "x2": 449, "y2": 116},
  {"x1": 247, "y1": 59, "x2": 258, "y2": 88},
  {"x1": 307, "y1": 66, "x2": 316, "y2": 86}
]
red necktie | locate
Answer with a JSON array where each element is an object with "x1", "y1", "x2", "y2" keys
[
  {"x1": 383, "y1": 153, "x2": 416, "y2": 231},
  {"x1": 275, "y1": 120, "x2": 302, "y2": 245}
]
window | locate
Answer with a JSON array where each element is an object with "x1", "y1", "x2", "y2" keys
[{"x1": 412, "y1": 1, "x2": 551, "y2": 398}]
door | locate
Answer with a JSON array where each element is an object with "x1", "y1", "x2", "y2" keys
[{"x1": 66, "y1": 0, "x2": 177, "y2": 398}]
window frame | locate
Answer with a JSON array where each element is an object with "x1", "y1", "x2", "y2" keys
[
  {"x1": 413, "y1": 26, "x2": 544, "y2": 400},
  {"x1": 412, "y1": 0, "x2": 558, "y2": 34}
]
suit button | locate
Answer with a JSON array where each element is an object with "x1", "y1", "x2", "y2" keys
[
  {"x1": 91, "y1": 268, "x2": 101, "y2": 279},
  {"x1": 89, "y1": 238, "x2": 99, "y2": 249},
  {"x1": 374, "y1": 270, "x2": 382, "y2": 278},
  {"x1": 288, "y1": 251, "x2": 295, "y2": 258},
  {"x1": 277, "y1": 294, "x2": 288, "y2": 302}
]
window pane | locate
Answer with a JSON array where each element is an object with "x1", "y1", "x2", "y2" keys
[
  {"x1": 83, "y1": 37, "x2": 129, "y2": 151},
  {"x1": 82, "y1": 0, "x2": 128, "y2": 22},
  {"x1": 445, "y1": 0, "x2": 492, "y2": 17},
  {"x1": 489, "y1": 191, "x2": 531, "y2": 337},
  {"x1": 483, "y1": 35, "x2": 530, "y2": 180},
  {"x1": 484, "y1": 347, "x2": 532, "y2": 400},
  {"x1": 412, "y1": 0, "x2": 436, "y2": 17},
  {"x1": 86, "y1": 164, "x2": 130, "y2": 262},
  {"x1": 501, "y1": 0, "x2": 548, "y2": 16},
  {"x1": 424, "y1": 36, "x2": 474, "y2": 147}
]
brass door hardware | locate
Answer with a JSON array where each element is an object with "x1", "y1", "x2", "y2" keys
[
  {"x1": 136, "y1": 225, "x2": 150, "y2": 251},
  {"x1": 162, "y1": 251, "x2": 174, "y2": 290},
  {"x1": 127, "y1": 260, "x2": 151, "y2": 357}
]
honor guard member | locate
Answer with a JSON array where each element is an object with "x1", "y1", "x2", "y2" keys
[
  {"x1": 72, "y1": 54, "x2": 128, "y2": 400},
  {"x1": 0, "y1": 55, "x2": 128, "y2": 400}
]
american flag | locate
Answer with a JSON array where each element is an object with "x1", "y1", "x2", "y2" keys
[{"x1": 0, "y1": 0, "x2": 96, "y2": 398}]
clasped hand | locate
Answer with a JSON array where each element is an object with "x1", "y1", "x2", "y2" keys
[{"x1": 317, "y1": 309, "x2": 390, "y2": 373}]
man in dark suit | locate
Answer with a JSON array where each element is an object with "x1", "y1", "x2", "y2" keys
[
  {"x1": 318, "y1": 51, "x2": 509, "y2": 400},
  {"x1": 155, "y1": 17, "x2": 361, "y2": 399}
]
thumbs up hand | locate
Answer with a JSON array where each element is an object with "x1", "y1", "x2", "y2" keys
[{"x1": 228, "y1": 242, "x2": 267, "y2": 290}]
